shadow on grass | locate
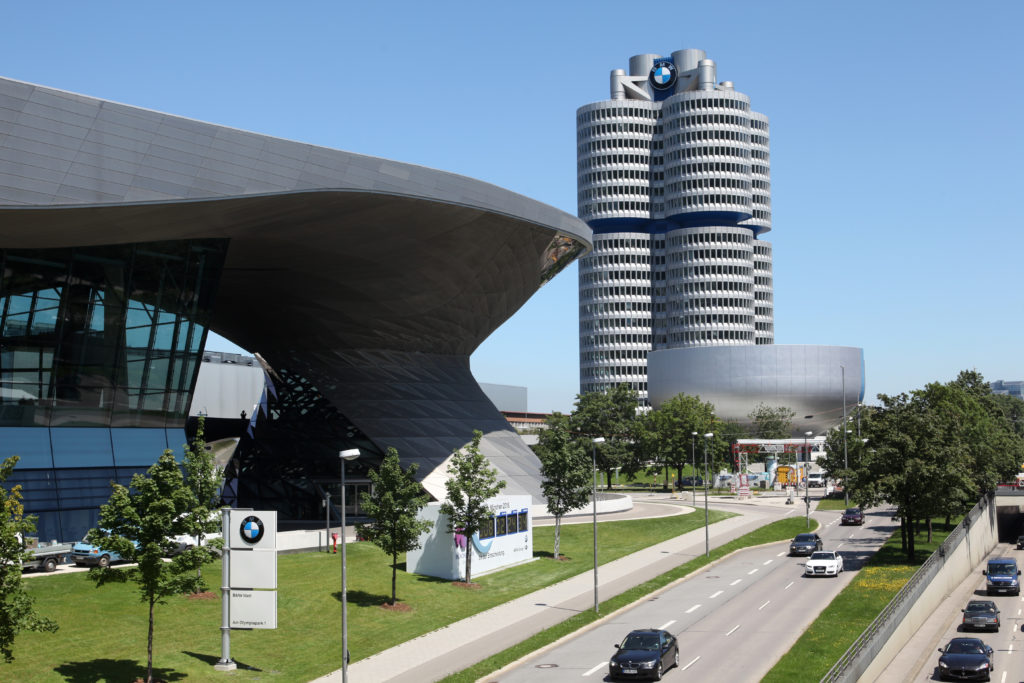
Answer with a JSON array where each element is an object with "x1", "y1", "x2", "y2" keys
[
  {"x1": 55, "y1": 659, "x2": 185, "y2": 682},
  {"x1": 181, "y1": 651, "x2": 263, "y2": 671}
]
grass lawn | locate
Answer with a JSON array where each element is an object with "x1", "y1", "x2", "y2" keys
[
  {"x1": 3, "y1": 508, "x2": 733, "y2": 682},
  {"x1": 440, "y1": 515, "x2": 820, "y2": 682},
  {"x1": 761, "y1": 518, "x2": 959, "y2": 682}
]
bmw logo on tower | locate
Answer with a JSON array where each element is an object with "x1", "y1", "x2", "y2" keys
[
  {"x1": 649, "y1": 60, "x2": 676, "y2": 90},
  {"x1": 240, "y1": 515, "x2": 265, "y2": 545}
]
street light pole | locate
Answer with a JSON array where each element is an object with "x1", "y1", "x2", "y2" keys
[
  {"x1": 803, "y1": 432, "x2": 812, "y2": 528},
  {"x1": 691, "y1": 431, "x2": 698, "y2": 504},
  {"x1": 842, "y1": 365, "x2": 849, "y2": 507},
  {"x1": 703, "y1": 433, "x2": 713, "y2": 557},
  {"x1": 339, "y1": 448, "x2": 360, "y2": 683},
  {"x1": 591, "y1": 437, "x2": 605, "y2": 614}
]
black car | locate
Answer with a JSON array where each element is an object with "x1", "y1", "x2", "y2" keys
[
  {"x1": 961, "y1": 600, "x2": 1000, "y2": 632},
  {"x1": 841, "y1": 508, "x2": 865, "y2": 525},
  {"x1": 937, "y1": 637, "x2": 993, "y2": 681},
  {"x1": 609, "y1": 628, "x2": 679, "y2": 680},
  {"x1": 789, "y1": 533, "x2": 823, "y2": 556}
]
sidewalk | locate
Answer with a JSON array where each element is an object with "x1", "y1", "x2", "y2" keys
[{"x1": 315, "y1": 494, "x2": 799, "y2": 683}]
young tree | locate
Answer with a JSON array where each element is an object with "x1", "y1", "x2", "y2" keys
[
  {"x1": 87, "y1": 450, "x2": 208, "y2": 683},
  {"x1": 570, "y1": 383, "x2": 639, "y2": 488},
  {"x1": 748, "y1": 403, "x2": 795, "y2": 439},
  {"x1": 439, "y1": 431, "x2": 506, "y2": 584},
  {"x1": 0, "y1": 456, "x2": 58, "y2": 662},
  {"x1": 355, "y1": 448, "x2": 433, "y2": 605},
  {"x1": 181, "y1": 416, "x2": 224, "y2": 587},
  {"x1": 535, "y1": 413, "x2": 591, "y2": 560}
]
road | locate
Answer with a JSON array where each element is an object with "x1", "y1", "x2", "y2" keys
[{"x1": 494, "y1": 507, "x2": 897, "y2": 682}]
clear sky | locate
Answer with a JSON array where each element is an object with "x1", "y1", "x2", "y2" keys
[{"x1": 4, "y1": 1, "x2": 1021, "y2": 413}]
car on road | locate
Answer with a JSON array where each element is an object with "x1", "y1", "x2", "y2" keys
[
  {"x1": 961, "y1": 600, "x2": 1000, "y2": 632},
  {"x1": 983, "y1": 557, "x2": 1021, "y2": 596},
  {"x1": 789, "y1": 533, "x2": 823, "y2": 556},
  {"x1": 841, "y1": 508, "x2": 865, "y2": 525},
  {"x1": 936, "y1": 637, "x2": 993, "y2": 681},
  {"x1": 804, "y1": 550, "x2": 844, "y2": 577},
  {"x1": 609, "y1": 628, "x2": 678, "y2": 680}
]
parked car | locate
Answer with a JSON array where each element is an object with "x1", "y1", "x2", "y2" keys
[
  {"x1": 983, "y1": 557, "x2": 1021, "y2": 596},
  {"x1": 609, "y1": 628, "x2": 678, "y2": 681},
  {"x1": 789, "y1": 533, "x2": 823, "y2": 556},
  {"x1": 961, "y1": 600, "x2": 1000, "y2": 632},
  {"x1": 804, "y1": 550, "x2": 844, "y2": 577},
  {"x1": 936, "y1": 637, "x2": 993, "y2": 681},
  {"x1": 841, "y1": 508, "x2": 865, "y2": 525}
]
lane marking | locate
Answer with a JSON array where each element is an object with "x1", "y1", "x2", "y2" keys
[
  {"x1": 682, "y1": 656, "x2": 700, "y2": 671},
  {"x1": 686, "y1": 604, "x2": 701, "y2": 614},
  {"x1": 748, "y1": 568, "x2": 759, "y2": 575},
  {"x1": 659, "y1": 620, "x2": 676, "y2": 630},
  {"x1": 709, "y1": 590, "x2": 723, "y2": 599},
  {"x1": 730, "y1": 579, "x2": 742, "y2": 586},
  {"x1": 725, "y1": 625, "x2": 741, "y2": 636},
  {"x1": 758, "y1": 600, "x2": 771, "y2": 611},
  {"x1": 784, "y1": 581, "x2": 794, "y2": 590},
  {"x1": 763, "y1": 559, "x2": 773, "y2": 566},
  {"x1": 583, "y1": 661, "x2": 605, "y2": 677}
]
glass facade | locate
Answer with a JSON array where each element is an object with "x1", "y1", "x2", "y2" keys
[{"x1": 0, "y1": 239, "x2": 226, "y2": 541}]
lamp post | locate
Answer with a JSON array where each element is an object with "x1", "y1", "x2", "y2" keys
[
  {"x1": 703, "y1": 432, "x2": 713, "y2": 557},
  {"x1": 691, "y1": 431, "x2": 698, "y2": 504},
  {"x1": 591, "y1": 437, "x2": 605, "y2": 613},
  {"x1": 339, "y1": 448, "x2": 360, "y2": 683},
  {"x1": 841, "y1": 365, "x2": 849, "y2": 507},
  {"x1": 803, "y1": 432, "x2": 812, "y2": 528}
]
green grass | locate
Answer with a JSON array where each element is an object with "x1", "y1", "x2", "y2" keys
[
  {"x1": 761, "y1": 519, "x2": 959, "y2": 682},
  {"x1": 439, "y1": 515, "x2": 820, "y2": 683},
  {"x1": 3, "y1": 508, "x2": 734, "y2": 682}
]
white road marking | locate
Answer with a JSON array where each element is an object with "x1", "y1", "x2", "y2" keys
[
  {"x1": 709, "y1": 590, "x2": 723, "y2": 599},
  {"x1": 758, "y1": 600, "x2": 771, "y2": 610},
  {"x1": 725, "y1": 625, "x2": 741, "y2": 636},
  {"x1": 748, "y1": 568, "x2": 759, "y2": 575},
  {"x1": 682, "y1": 656, "x2": 701, "y2": 670},
  {"x1": 686, "y1": 604, "x2": 701, "y2": 613},
  {"x1": 583, "y1": 662, "x2": 605, "y2": 677},
  {"x1": 763, "y1": 559, "x2": 773, "y2": 566},
  {"x1": 784, "y1": 581, "x2": 795, "y2": 590},
  {"x1": 730, "y1": 579, "x2": 742, "y2": 586},
  {"x1": 659, "y1": 619, "x2": 676, "y2": 630}
]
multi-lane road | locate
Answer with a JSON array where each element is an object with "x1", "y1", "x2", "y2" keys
[{"x1": 497, "y1": 506, "x2": 897, "y2": 682}]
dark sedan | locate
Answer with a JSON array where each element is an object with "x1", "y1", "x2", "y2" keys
[
  {"x1": 841, "y1": 508, "x2": 865, "y2": 525},
  {"x1": 937, "y1": 637, "x2": 993, "y2": 681},
  {"x1": 609, "y1": 629, "x2": 678, "y2": 680},
  {"x1": 789, "y1": 533, "x2": 823, "y2": 556},
  {"x1": 961, "y1": 600, "x2": 1000, "y2": 632}
]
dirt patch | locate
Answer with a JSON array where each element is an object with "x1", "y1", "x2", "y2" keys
[
  {"x1": 451, "y1": 581, "x2": 481, "y2": 590},
  {"x1": 380, "y1": 602, "x2": 412, "y2": 612},
  {"x1": 187, "y1": 591, "x2": 218, "y2": 601}
]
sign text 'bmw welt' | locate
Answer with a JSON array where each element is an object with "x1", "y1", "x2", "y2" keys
[{"x1": 226, "y1": 509, "x2": 277, "y2": 629}]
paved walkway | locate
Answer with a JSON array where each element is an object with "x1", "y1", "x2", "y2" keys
[{"x1": 314, "y1": 492, "x2": 806, "y2": 683}]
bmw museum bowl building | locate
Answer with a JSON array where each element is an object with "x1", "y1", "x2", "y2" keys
[{"x1": 0, "y1": 76, "x2": 591, "y2": 542}]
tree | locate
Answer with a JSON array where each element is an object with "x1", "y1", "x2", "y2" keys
[
  {"x1": 87, "y1": 450, "x2": 209, "y2": 683},
  {"x1": 569, "y1": 383, "x2": 639, "y2": 488},
  {"x1": 181, "y1": 416, "x2": 224, "y2": 588},
  {"x1": 0, "y1": 456, "x2": 58, "y2": 662},
  {"x1": 748, "y1": 403, "x2": 795, "y2": 439},
  {"x1": 535, "y1": 413, "x2": 591, "y2": 560},
  {"x1": 356, "y1": 448, "x2": 433, "y2": 605},
  {"x1": 439, "y1": 431, "x2": 506, "y2": 584}
]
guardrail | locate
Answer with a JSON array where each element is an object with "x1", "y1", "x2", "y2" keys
[{"x1": 820, "y1": 493, "x2": 994, "y2": 683}]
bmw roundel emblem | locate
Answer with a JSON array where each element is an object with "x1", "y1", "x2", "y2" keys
[
  {"x1": 240, "y1": 515, "x2": 265, "y2": 544},
  {"x1": 650, "y1": 61, "x2": 677, "y2": 90}
]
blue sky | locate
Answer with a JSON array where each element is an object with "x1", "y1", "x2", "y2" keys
[{"x1": 4, "y1": 1, "x2": 1021, "y2": 413}]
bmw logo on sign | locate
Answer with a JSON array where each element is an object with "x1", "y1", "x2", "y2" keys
[
  {"x1": 240, "y1": 515, "x2": 265, "y2": 545},
  {"x1": 650, "y1": 61, "x2": 676, "y2": 90}
]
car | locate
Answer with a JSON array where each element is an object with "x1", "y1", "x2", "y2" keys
[
  {"x1": 804, "y1": 550, "x2": 844, "y2": 577},
  {"x1": 789, "y1": 533, "x2": 823, "y2": 556},
  {"x1": 1016, "y1": 535, "x2": 1024, "y2": 550},
  {"x1": 983, "y1": 557, "x2": 1021, "y2": 596},
  {"x1": 961, "y1": 600, "x2": 1000, "y2": 632},
  {"x1": 841, "y1": 508, "x2": 865, "y2": 525},
  {"x1": 936, "y1": 637, "x2": 993, "y2": 681},
  {"x1": 609, "y1": 628, "x2": 679, "y2": 680}
]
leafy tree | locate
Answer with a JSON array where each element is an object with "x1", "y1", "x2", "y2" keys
[
  {"x1": 439, "y1": 431, "x2": 506, "y2": 584},
  {"x1": 748, "y1": 403, "x2": 795, "y2": 439},
  {"x1": 569, "y1": 383, "x2": 639, "y2": 488},
  {"x1": 0, "y1": 456, "x2": 58, "y2": 662},
  {"x1": 535, "y1": 413, "x2": 591, "y2": 560},
  {"x1": 356, "y1": 448, "x2": 433, "y2": 605},
  {"x1": 181, "y1": 416, "x2": 224, "y2": 588},
  {"x1": 87, "y1": 450, "x2": 209, "y2": 683}
]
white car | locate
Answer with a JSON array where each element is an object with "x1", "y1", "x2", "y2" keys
[{"x1": 804, "y1": 550, "x2": 844, "y2": 577}]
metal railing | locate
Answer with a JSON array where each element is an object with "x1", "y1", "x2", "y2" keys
[{"x1": 821, "y1": 493, "x2": 994, "y2": 683}]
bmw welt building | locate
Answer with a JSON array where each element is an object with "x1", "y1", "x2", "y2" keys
[{"x1": 0, "y1": 76, "x2": 590, "y2": 542}]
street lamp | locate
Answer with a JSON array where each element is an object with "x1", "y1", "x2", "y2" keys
[
  {"x1": 339, "y1": 448, "x2": 360, "y2": 683},
  {"x1": 691, "y1": 432, "x2": 698, "y2": 504},
  {"x1": 803, "y1": 432, "x2": 812, "y2": 528},
  {"x1": 703, "y1": 433, "x2": 713, "y2": 557},
  {"x1": 591, "y1": 437, "x2": 605, "y2": 613}
]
